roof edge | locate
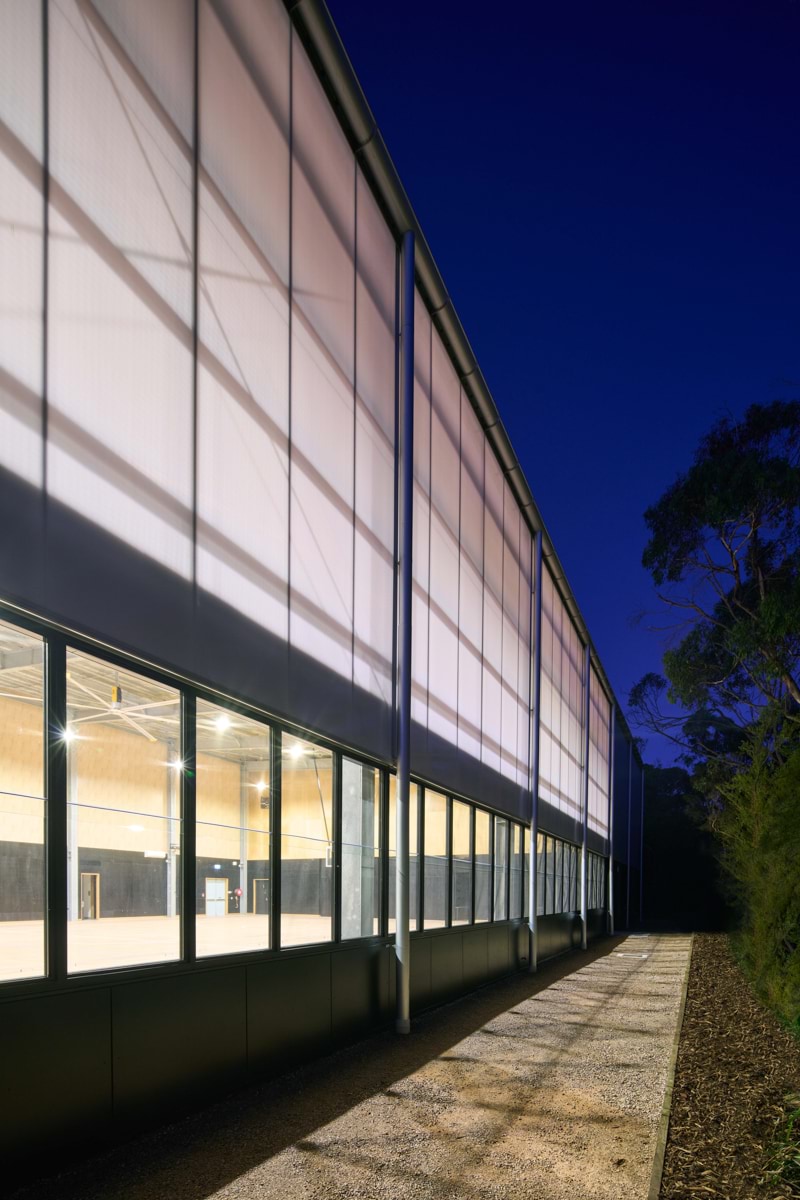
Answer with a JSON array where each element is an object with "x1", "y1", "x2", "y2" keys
[{"x1": 283, "y1": 0, "x2": 642, "y2": 765}]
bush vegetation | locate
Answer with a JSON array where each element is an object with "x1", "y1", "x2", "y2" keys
[{"x1": 631, "y1": 400, "x2": 800, "y2": 1033}]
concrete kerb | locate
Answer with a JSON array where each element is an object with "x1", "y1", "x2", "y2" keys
[{"x1": 647, "y1": 933, "x2": 694, "y2": 1200}]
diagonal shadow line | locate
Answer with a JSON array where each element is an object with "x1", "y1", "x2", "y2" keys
[
  {"x1": 10, "y1": 935, "x2": 674, "y2": 1200},
  {"x1": 78, "y1": 0, "x2": 498, "y2": 519}
]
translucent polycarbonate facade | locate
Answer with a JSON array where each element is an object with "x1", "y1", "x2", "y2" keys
[
  {"x1": 0, "y1": 0, "x2": 635, "y2": 983},
  {"x1": 197, "y1": 0, "x2": 290, "y2": 636},
  {"x1": 0, "y1": 1, "x2": 43, "y2": 488},
  {"x1": 0, "y1": 4, "x2": 645, "y2": 1170},
  {"x1": 539, "y1": 567, "x2": 586, "y2": 817},
  {"x1": 588, "y1": 665, "x2": 611, "y2": 836},
  {"x1": 49, "y1": 0, "x2": 196, "y2": 576},
  {"x1": 411, "y1": 310, "x2": 532, "y2": 783}
]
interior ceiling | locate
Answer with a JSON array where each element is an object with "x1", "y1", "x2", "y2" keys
[{"x1": 0, "y1": 620, "x2": 328, "y2": 768}]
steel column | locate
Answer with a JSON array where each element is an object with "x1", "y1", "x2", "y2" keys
[
  {"x1": 528, "y1": 531, "x2": 543, "y2": 971},
  {"x1": 395, "y1": 230, "x2": 414, "y2": 1034},
  {"x1": 45, "y1": 635, "x2": 67, "y2": 982},
  {"x1": 580, "y1": 644, "x2": 591, "y2": 951}
]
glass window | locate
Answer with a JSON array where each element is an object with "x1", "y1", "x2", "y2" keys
[
  {"x1": 280, "y1": 734, "x2": 332, "y2": 947},
  {"x1": 66, "y1": 650, "x2": 181, "y2": 973},
  {"x1": 493, "y1": 816, "x2": 508, "y2": 920},
  {"x1": 341, "y1": 758, "x2": 380, "y2": 939},
  {"x1": 195, "y1": 701, "x2": 271, "y2": 958},
  {"x1": 536, "y1": 832, "x2": 545, "y2": 916},
  {"x1": 474, "y1": 809, "x2": 491, "y2": 922},
  {"x1": 388, "y1": 777, "x2": 418, "y2": 932},
  {"x1": 423, "y1": 789, "x2": 447, "y2": 928},
  {"x1": 451, "y1": 800, "x2": 472, "y2": 925},
  {"x1": 553, "y1": 839, "x2": 563, "y2": 914},
  {"x1": 510, "y1": 824, "x2": 523, "y2": 919},
  {"x1": 0, "y1": 620, "x2": 45, "y2": 981},
  {"x1": 523, "y1": 827, "x2": 530, "y2": 921},
  {"x1": 570, "y1": 846, "x2": 579, "y2": 911},
  {"x1": 545, "y1": 836, "x2": 555, "y2": 915}
]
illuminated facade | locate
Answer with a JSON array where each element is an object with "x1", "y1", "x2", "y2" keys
[{"x1": 0, "y1": 0, "x2": 644, "y2": 1170}]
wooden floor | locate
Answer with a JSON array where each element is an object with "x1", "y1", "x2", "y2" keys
[{"x1": 0, "y1": 912, "x2": 337, "y2": 980}]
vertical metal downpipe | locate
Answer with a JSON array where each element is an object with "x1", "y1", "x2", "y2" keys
[
  {"x1": 395, "y1": 230, "x2": 415, "y2": 1034},
  {"x1": 607, "y1": 703, "x2": 616, "y2": 936},
  {"x1": 528, "y1": 532, "x2": 543, "y2": 972},
  {"x1": 580, "y1": 645, "x2": 591, "y2": 951}
]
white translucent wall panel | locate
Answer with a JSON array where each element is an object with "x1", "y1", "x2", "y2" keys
[
  {"x1": 411, "y1": 290, "x2": 431, "y2": 727},
  {"x1": 457, "y1": 397, "x2": 484, "y2": 759},
  {"x1": 290, "y1": 37, "x2": 355, "y2": 678},
  {"x1": 354, "y1": 169, "x2": 395, "y2": 703},
  {"x1": 538, "y1": 568, "x2": 585, "y2": 816},
  {"x1": 48, "y1": 0, "x2": 194, "y2": 575},
  {"x1": 481, "y1": 449, "x2": 503, "y2": 773},
  {"x1": 500, "y1": 482, "x2": 520, "y2": 782},
  {"x1": 0, "y1": 0, "x2": 43, "y2": 486},
  {"x1": 516, "y1": 527, "x2": 533, "y2": 787},
  {"x1": 197, "y1": 0, "x2": 290, "y2": 636},
  {"x1": 588, "y1": 664, "x2": 611, "y2": 836},
  {"x1": 427, "y1": 331, "x2": 460, "y2": 744}
]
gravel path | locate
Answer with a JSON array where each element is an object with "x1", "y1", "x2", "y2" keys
[{"x1": 16, "y1": 933, "x2": 691, "y2": 1200}]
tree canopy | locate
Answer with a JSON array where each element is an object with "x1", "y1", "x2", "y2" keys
[{"x1": 631, "y1": 400, "x2": 800, "y2": 761}]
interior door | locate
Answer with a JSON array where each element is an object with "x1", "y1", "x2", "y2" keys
[
  {"x1": 252, "y1": 877, "x2": 269, "y2": 915},
  {"x1": 205, "y1": 877, "x2": 227, "y2": 917},
  {"x1": 80, "y1": 873, "x2": 99, "y2": 920}
]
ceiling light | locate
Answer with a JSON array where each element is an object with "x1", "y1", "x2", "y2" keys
[
  {"x1": 62, "y1": 727, "x2": 76, "y2": 744},
  {"x1": 288, "y1": 742, "x2": 305, "y2": 760},
  {"x1": 214, "y1": 713, "x2": 231, "y2": 732},
  {"x1": 128, "y1": 824, "x2": 145, "y2": 833},
  {"x1": 170, "y1": 759, "x2": 184, "y2": 772}
]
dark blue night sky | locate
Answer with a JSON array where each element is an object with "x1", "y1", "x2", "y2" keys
[{"x1": 329, "y1": 0, "x2": 800, "y2": 764}]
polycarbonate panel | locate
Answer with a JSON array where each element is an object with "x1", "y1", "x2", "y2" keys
[
  {"x1": 411, "y1": 291, "x2": 431, "y2": 727},
  {"x1": 427, "y1": 332, "x2": 460, "y2": 744},
  {"x1": 516, "y1": 529, "x2": 533, "y2": 787},
  {"x1": 48, "y1": 0, "x2": 194, "y2": 575},
  {"x1": 353, "y1": 169, "x2": 395, "y2": 702},
  {"x1": 500, "y1": 483, "x2": 520, "y2": 782},
  {"x1": 457, "y1": 398, "x2": 484, "y2": 759},
  {"x1": 290, "y1": 36, "x2": 355, "y2": 678},
  {"x1": 538, "y1": 567, "x2": 585, "y2": 816},
  {"x1": 481, "y1": 449, "x2": 504, "y2": 773},
  {"x1": 196, "y1": 0, "x2": 290, "y2": 635},
  {"x1": 588, "y1": 665, "x2": 611, "y2": 836},
  {"x1": 0, "y1": 0, "x2": 43, "y2": 486}
]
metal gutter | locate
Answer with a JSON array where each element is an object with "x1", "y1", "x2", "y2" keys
[{"x1": 283, "y1": 0, "x2": 642, "y2": 768}]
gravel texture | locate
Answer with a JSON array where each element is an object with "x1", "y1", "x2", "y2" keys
[
  {"x1": 660, "y1": 932, "x2": 800, "y2": 1199},
  {"x1": 15, "y1": 933, "x2": 691, "y2": 1200}
]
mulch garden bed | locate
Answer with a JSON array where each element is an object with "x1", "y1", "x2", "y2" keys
[{"x1": 660, "y1": 932, "x2": 800, "y2": 1198}]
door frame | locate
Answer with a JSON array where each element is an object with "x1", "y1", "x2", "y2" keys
[
  {"x1": 204, "y1": 876, "x2": 228, "y2": 916},
  {"x1": 79, "y1": 871, "x2": 100, "y2": 920}
]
